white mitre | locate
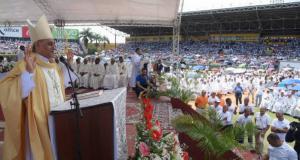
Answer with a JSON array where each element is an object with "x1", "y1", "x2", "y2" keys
[{"x1": 27, "y1": 15, "x2": 53, "y2": 43}]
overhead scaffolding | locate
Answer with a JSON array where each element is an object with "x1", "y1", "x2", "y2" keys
[{"x1": 173, "y1": 0, "x2": 184, "y2": 55}]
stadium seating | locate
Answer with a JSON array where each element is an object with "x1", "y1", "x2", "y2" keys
[
  {"x1": 117, "y1": 40, "x2": 300, "y2": 57},
  {"x1": 0, "y1": 38, "x2": 83, "y2": 55}
]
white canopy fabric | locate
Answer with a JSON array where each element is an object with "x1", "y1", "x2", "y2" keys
[{"x1": 0, "y1": 0, "x2": 180, "y2": 26}]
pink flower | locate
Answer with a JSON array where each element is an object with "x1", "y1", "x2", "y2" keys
[{"x1": 139, "y1": 142, "x2": 150, "y2": 157}]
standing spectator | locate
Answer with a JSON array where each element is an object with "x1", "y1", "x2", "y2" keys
[
  {"x1": 218, "y1": 105, "x2": 233, "y2": 129},
  {"x1": 195, "y1": 90, "x2": 208, "y2": 113},
  {"x1": 225, "y1": 98, "x2": 237, "y2": 115},
  {"x1": 217, "y1": 93, "x2": 225, "y2": 107},
  {"x1": 254, "y1": 106, "x2": 271, "y2": 155},
  {"x1": 271, "y1": 111, "x2": 290, "y2": 142},
  {"x1": 239, "y1": 97, "x2": 254, "y2": 115},
  {"x1": 236, "y1": 108, "x2": 253, "y2": 144},
  {"x1": 234, "y1": 82, "x2": 243, "y2": 105},
  {"x1": 266, "y1": 133, "x2": 298, "y2": 160},
  {"x1": 248, "y1": 79, "x2": 255, "y2": 103},
  {"x1": 208, "y1": 92, "x2": 218, "y2": 106},
  {"x1": 209, "y1": 99, "x2": 222, "y2": 112},
  {"x1": 255, "y1": 81, "x2": 264, "y2": 107}
]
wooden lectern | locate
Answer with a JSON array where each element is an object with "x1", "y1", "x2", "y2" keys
[
  {"x1": 50, "y1": 88, "x2": 128, "y2": 160},
  {"x1": 52, "y1": 102, "x2": 114, "y2": 160}
]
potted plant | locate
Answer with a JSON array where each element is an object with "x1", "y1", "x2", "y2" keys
[
  {"x1": 172, "y1": 109, "x2": 257, "y2": 160},
  {"x1": 159, "y1": 77, "x2": 194, "y2": 110}
]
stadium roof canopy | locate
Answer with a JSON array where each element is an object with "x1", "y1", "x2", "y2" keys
[
  {"x1": 112, "y1": 2, "x2": 300, "y2": 36},
  {"x1": 0, "y1": 0, "x2": 180, "y2": 26}
]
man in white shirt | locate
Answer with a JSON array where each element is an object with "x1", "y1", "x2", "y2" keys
[
  {"x1": 225, "y1": 98, "x2": 237, "y2": 115},
  {"x1": 255, "y1": 81, "x2": 264, "y2": 107},
  {"x1": 236, "y1": 108, "x2": 253, "y2": 144},
  {"x1": 218, "y1": 105, "x2": 233, "y2": 129},
  {"x1": 90, "y1": 57, "x2": 105, "y2": 89},
  {"x1": 239, "y1": 97, "x2": 254, "y2": 115},
  {"x1": 254, "y1": 106, "x2": 271, "y2": 155},
  {"x1": 209, "y1": 99, "x2": 222, "y2": 113},
  {"x1": 271, "y1": 111, "x2": 290, "y2": 142},
  {"x1": 266, "y1": 133, "x2": 298, "y2": 160},
  {"x1": 208, "y1": 92, "x2": 218, "y2": 107}
]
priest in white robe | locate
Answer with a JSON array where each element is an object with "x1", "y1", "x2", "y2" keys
[
  {"x1": 286, "y1": 94, "x2": 297, "y2": 115},
  {"x1": 90, "y1": 57, "x2": 105, "y2": 89},
  {"x1": 129, "y1": 48, "x2": 142, "y2": 88},
  {"x1": 78, "y1": 58, "x2": 91, "y2": 88},
  {"x1": 118, "y1": 56, "x2": 128, "y2": 87},
  {"x1": 273, "y1": 91, "x2": 287, "y2": 112},
  {"x1": 71, "y1": 58, "x2": 81, "y2": 74},
  {"x1": 103, "y1": 58, "x2": 119, "y2": 89}
]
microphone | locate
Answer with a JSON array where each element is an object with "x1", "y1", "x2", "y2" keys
[
  {"x1": 59, "y1": 56, "x2": 74, "y2": 72},
  {"x1": 59, "y1": 56, "x2": 80, "y2": 81}
]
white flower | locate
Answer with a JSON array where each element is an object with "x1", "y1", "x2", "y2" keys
[{"x1": 150, "y1": 153, "x2": 162, "y2": 160}]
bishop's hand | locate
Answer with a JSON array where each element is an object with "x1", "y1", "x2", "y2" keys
[{"x1": 24, "y1": 45, "x2": 36, "y2": 73}]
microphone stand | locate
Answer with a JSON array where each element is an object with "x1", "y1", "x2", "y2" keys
[{"x1": 64, "y1": 61, "x2": 83, "y2": 160}]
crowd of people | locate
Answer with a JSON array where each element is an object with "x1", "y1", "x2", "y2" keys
[
  {"x1": 118, "y1": 40, "x2": 300, "y2": 57},
  {"x1": 0, "y1": 38, "x2": 83, "y2": 55},
  {"x1": 1, "y1": 35, "x2": 300, "y2": 159}
]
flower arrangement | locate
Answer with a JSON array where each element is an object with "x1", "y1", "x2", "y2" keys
[{"x1": 132, "y1": 97, "x2": 189, "y2": 160}]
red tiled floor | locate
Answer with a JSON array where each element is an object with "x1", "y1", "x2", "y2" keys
[{"x1": 126, "y1": 124, "x2": 137, "y2": 158}]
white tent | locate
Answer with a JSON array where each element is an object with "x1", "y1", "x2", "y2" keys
[{"x1": 0, "y1": 0, "x2": 180, "y2": 26}]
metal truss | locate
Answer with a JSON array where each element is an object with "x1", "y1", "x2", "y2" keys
[
  {"x1": 183, "y1": 2, "x2": 300, "y2": 16},
  {"x1": 172, "y1": 0, "x2": 184, "y2": 54}
]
